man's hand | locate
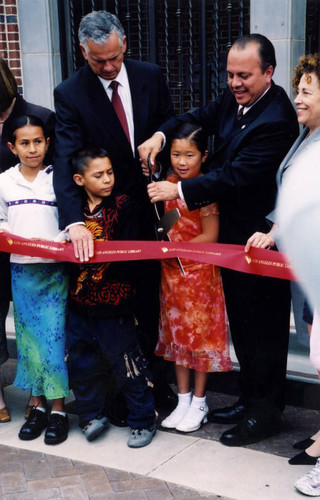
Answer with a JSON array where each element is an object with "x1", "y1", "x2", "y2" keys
[
  {"x1": 141, "y1": 160, "x2": 161, "y2": 178},
  {"x1": 245, "y1": 231, "x2": 275, "y2": 252},
  {"x1": 69, "y1": 224, "x2": 94, "y2": 262},
  {"x1": 138, "y1": 133, "x2": 163, "y2": 176},
  {"x1": 147, "y1": 181, "x2": 179, "y2": 203}
]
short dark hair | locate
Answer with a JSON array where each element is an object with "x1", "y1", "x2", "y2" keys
[
  {"x1": 72, "y1": 147, "x2": 111, "y2": 175},
  {"x1": 232, "y1": 33, "x2": 276, "y2": 73},
  {"x1": 8, "y1": 115, "x2": 47, "y2": 144}
]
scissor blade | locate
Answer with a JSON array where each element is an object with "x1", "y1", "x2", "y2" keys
[
  {"x1": 156, "y1": 210, "x2": 185, "y2": 276},
  {"x1": 155, "y1": 208, "x2": 180, "y2": 238}
]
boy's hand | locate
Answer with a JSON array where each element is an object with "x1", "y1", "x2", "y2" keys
[{"x1": 69, "y1": 225, "x2": 94, "y2": 262}]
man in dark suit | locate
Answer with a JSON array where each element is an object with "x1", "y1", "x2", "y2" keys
[
  {"x1": 54, "y1": 10, "x2": 173, "y2": 253},
  {"x1": 139, "y1": 34, "x2": 299, "y2": 446},
  {"x1": 53, "y1": 11, "x2": 175, "y2": 420}
]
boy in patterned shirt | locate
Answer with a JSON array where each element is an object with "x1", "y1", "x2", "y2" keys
[{"x1": 66, "y1": 148, "x2": 155, "y2": 447}]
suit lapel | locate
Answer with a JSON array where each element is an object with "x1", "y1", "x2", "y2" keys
[
  {"x1": 212, "y1": 93, "x2": 239, "y2": 153},
  {"x1": 278, "y1": 128, "x2": 309, "y2": 176},
  {"x1": 214, "y1": 83, "x2": 278, "y2": 155},
  {"x1": 125, "y1": 60, "x2": 149, "y2": 149},
  {"x1": 85, "y1": 64, "x2": 133, "y2": 155},
  {"x1": 277, "y1": 127, "x2": 320, "y2": 185}
]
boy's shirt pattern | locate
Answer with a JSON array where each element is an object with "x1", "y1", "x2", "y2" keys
[{"x1": 69, "y1": 194, "x2": 137, "y2": 314}]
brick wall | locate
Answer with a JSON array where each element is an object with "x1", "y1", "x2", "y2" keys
[{"x1": 0, "y1": 0, "x2": 22, "y2": 94}]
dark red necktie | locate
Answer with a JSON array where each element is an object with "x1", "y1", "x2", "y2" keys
[
  {"x1": 237, "y1": 106, "x2": 244, "y2": 120},
  {"x1": 110, "y1": 80, "x2": 130, "y2": 143}
]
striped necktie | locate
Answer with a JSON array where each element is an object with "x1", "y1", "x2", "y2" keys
[{"x1": 237, "y1": 106, "x2": 244, "y2": 120}]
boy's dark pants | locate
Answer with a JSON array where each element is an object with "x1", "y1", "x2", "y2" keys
[{"x1": 66, "y1": 310, "x2": 155, "y2": 429}]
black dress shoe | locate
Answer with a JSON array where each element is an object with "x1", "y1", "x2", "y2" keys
[
  {"x1": 208, "y1": 402, "x2": 245, "y2": 424},
  {"x1": 289, "y1": 450, "x2": 318, "y2": 465},
  {"x1": 154, "y1": 384, "x2": 178, "y2": 412},
  {"x1": 104, "y1": 406, "x2": 128, "y2": 427},
  {"x1": 220, "y1": 416, "x2": 281, "y2": 447},
  {"x1": 19, "y1": 407, "x2": 48, "y2": 440},
  {"x1": 104, "y1": 391, "x2": 129, "y2": 427},
  {"x1": 293, "y1": 437, "x2": 315, "y2": 450},
  {"x1": 44, "y1": 413, "x2": 69, "y2": 445}
]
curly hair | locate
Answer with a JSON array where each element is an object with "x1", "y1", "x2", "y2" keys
[{"x1": 293, "y1": 53, "x2": 320, "y2": 91}]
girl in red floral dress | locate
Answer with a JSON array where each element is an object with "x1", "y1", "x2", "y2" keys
[{"x1": 156, "y1": 122, "x2": 232, "y2": 432}]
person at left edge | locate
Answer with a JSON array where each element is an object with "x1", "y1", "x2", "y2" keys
[
  {"x1": 0, "y1": 58, "x2": 55, "y2": 422},
  {"x1": 53, "y1": 10, "x2": 175, "y2": 416},
  {"x1": 0, "y1": 115, "x2": 69, "y2": 445}
]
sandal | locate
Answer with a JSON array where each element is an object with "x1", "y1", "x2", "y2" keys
[
  {"x1": 0, "y1": 406, "x2": 10, "y2": 423},
  {"x1": 0, "y1": 388, "x2": 10, "y2": 422}
]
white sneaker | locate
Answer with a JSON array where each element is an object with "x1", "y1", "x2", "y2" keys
[
  {"x1": 175, "y1": 402, "x2": 208, "y2": 432},
  {"x1": 161, "y1": 399, "x2": 191, "y2": 429},
  {"x1": 294, "y1": 458, "x2": 320, "y2": 496}
]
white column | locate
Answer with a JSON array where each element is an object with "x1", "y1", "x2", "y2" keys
[
  {"x1": 16, "y1": 0, "x2": 61, "y2": 110},
  {"x1": 250, "y1": 0, "x2": 306, "y2": 100}
]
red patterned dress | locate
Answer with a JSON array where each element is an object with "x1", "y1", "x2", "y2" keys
[{"x1": 155, "y1": 174, "x2": 232, "y2": 373}]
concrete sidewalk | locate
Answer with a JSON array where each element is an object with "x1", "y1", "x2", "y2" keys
[{"x1": 1, "y1": 360, "x2": 319, "y2": 499}]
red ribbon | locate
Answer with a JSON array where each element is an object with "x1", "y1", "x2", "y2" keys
[{"x1": 0, "y1": 232, "x2": 297, "y2": 281}]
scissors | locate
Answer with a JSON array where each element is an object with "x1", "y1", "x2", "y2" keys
[{"x1": 147, "y1": 155, "x2": 185, "y2": 276}]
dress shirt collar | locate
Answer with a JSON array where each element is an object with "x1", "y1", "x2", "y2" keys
[
  {"x1": 238, "y1": 85, "x2": 271, "y2": 116},
  {"x1": 98, "y1": 63, "x2": 129, "y2": 93}
]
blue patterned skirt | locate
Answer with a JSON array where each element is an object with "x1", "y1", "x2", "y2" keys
[{"x1": 11, "y1": 263, "x2": 69, "y2": 399}]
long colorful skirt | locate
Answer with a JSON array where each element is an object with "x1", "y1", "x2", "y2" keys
[{"x1": 11, "y1": 263, "x2": 69, "y2": 399}]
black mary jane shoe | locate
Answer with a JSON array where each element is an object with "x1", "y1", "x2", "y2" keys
[
  {"x1": 293, "y1": 437, "x2": 315, "y2": 450},
  {"x1": 208, "y1": 402, "x2": 246, "y2": 424},
  {"x1": 154, "y1": 384, "x2": 178, "y2": 412},
  {"x1": 104, "y1": 405, "x2": 128, "y2": 428},
  {"x1": 289, "y1": 451, "x2": 318, "y2": 465},
  {"x1": 44, "y1": 413, "x2": 69, "y2": 445},
  {"x1": 19, "y1": 407, "x2": 48, "y2": 440},
  {"x1": 220, "y1": 416, "x2": 281, "y2": 447}
]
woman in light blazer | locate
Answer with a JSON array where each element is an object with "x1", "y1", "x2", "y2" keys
[
  {"x1": 275, "y1": 54, "x2": 320, "y2": 497},
  {"x1": 246, "y1": 53, "x2": 320, "y2": 470}
]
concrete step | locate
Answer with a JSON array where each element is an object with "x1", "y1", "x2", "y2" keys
[{"x1": 0, "y1": 383, "x2": 317, "y2": 500}]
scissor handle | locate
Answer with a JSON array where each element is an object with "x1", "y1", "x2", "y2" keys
[{"x1": 147, "y1": 154, "x2": 153, "y2": 184}]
